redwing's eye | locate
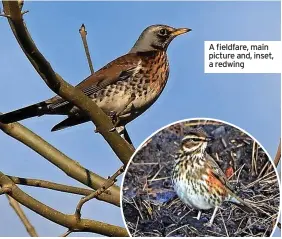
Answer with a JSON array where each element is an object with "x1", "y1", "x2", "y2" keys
[
  {"x1": 183, "y1": 139, "x2": 193, "y2": 146},
  {"x1": 159, "y1": 29, "x2": 168, "y2": 36}
]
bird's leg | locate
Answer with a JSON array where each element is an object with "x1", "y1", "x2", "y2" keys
[
  {"x1": 93, "y1": 110, "x2": 119, "y2": 133},
  {"x1": 108, "y1": 111, "x2": 122, "y2": 132},
  {"x1": 108, "y1": 94, "x2": 136, "y2": 132},
  {"x1": 115, "y1": 126, "x2": 135, "y2": 150},
  {"x1": 108, "y1": 111, "x2": 120, "y2": 132},
  {"x1": 192, "y1": 210, "x2": 202, "y2": 220},
  {"x1": 206, "y1": 206, "x2": 219, "y2": 226},
  {"x1": 196, "y1": 210, "x2": 202, "y2": 220}
]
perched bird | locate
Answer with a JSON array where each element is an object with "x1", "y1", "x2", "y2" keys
[
  {"x1": 0, "y1": 25, "x2": 190, "y2": 132},
  {"x1": 172, "y1": 128, "x2": 254, "y2": 225}
]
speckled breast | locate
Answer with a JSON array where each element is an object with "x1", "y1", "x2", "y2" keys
[
  {"x1": 172, "y1": 157, "x2": 225, "y2": 210},
  {"x1": 113, "y1": 51, "x2": 170, "y2": 125}
]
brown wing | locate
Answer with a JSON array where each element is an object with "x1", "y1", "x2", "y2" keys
[
  {"x1": 46, "y1": 53, "x2": 142, "y2": 109},
  {"x1": 205, "y1": 153, "x2": 256, "y2": 214},
  {"x1": 205, "y1": 152, "x2": 234, "y2": 192},
  {"x1": 75, "y1": 53, "x2": 142, "y2": 92}
]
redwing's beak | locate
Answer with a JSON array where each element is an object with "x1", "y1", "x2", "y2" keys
[{"x1": 206, "y1": 136, "x2": 214, "y2": 142}]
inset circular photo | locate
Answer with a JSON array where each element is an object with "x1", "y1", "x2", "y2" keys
[{"x1": 121, "y1": 119, "x2": 280, "y2": 237}]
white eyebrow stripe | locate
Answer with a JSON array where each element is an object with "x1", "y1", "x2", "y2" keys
[
  {"x1": 182, "y1": 135, "x2": 206, "y2": 141},
  {"x1": 183, "y1": 145, "x2": 200, "y2": 152}
]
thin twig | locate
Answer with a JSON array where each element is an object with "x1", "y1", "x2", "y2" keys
[
  {"x1": 6, "y1": 195, "x2": 38, "y2": 237},
  {"x1": 3, "y1": 175, "x2": 109, "y2": 197},
  {"x1": 60, "y1": 229, "x2": 73, "y2": 237},
  {"x1": 251, "y1": 141, "x2": 257, "y2": 175},
  {"x1": 132, "y1": 197, "x2": 144, "y2": 220},
  {"x1": 219, "y1": 208, "x2": 229, "y2": 237},
  {"x1": 258, "y1": 162, "x2": 270, "y2": 179},
  {"x1": 79, "y1": 24, "x2": 94, "y2": 74},
  {"x1": 148, "y1": 166, "x2": 163, "y2": 182},
  {"x1": 166, "y1": 224, "x2": 189, "y2": 237},
  {"x1": 273, "y1": 140, "x2": 281, "y2": 167},
  {"x1": 266, "y1": 139, "x2": 280, "y2": 174},
  {"x1": 75, "y1": 166, "x2": 124, "y2": 219}
]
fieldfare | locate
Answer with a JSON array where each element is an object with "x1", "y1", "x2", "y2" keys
[
  {"x1": 0, "y1": 25, "x2": 191, "y2": 131},
  {"x1": 172, "y1": 129, "x2": 254, "y2": 225}
]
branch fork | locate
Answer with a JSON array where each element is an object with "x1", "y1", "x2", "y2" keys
[{"x1": 75, "y1": 166, "x2": 124, "y2": 220}]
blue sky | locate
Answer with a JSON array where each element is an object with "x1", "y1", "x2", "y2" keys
[{"x1": 0, "y1": 1, "x2": 280, "y2": 237}]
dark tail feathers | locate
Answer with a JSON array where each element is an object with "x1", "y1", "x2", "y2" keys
[
  {"x1": 230, "y1": 194, "x2": 256, "y2": 214},
  {"x1": 51, "y1": 117, "x2": 88, "y2": 132},
  {"x1": 0, "y1": 101, "x2": 48, "y2": 124}
]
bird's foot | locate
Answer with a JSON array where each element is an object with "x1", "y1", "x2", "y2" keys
[
  {"x1": 109, "y1": 127, "x2": 116, "y2": 132},
  {"x1": 204, "y1": 206, "x2": 218, "y2": 227},
  {"x1": 193, "y1": 210, "x2": 202, "y2": 221},
  {"x1": 108, "y1": 111, "x2": 121, "y2": 132},
  {"x1": 203, "y1": 221, "x2": 213, "y2": 227}
]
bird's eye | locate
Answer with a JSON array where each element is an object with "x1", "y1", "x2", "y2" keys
[
  {"x1": 158, "y1": 29, "x2": 168, "y2": 36},
  {"x1": 183, "y1": 139, "x2": 193, "y2": 145}
]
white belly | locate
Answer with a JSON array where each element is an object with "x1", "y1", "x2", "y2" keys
[
  {"x1": 96, "y1": 91, "x2": 131, "y2": 113},
  {"x1": 173, "y1": 179, "x2": 214, "y2": 210},
  {"x1": 96, "y1": 87, "x2": 160, "y2": 117}
]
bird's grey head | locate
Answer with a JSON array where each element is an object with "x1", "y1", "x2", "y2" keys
[
  {"x1": 130, "y1": 24, "x2": 191, "y2": 53},
  {"x1": 180, "y1": 129, "x2": 212, "y2": 155}
]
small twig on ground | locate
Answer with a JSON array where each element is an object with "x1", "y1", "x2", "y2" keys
[
  {"x1": 132, "y1": 197, "x2": 144, "y2": 220},
  {"x1": 75, "y1": 166, "x2": 125, "y2": 219},
  {"x1": 79, "y1": 24, "x2": 94, "y2": 74},
  {"x1": 166, "y1": 224, "x2": 189, "y2": 237},
  {"x1": 219, "y1": 208, "x2": 229, "y2": 237},
  {"x1": 133, "y1": 216, "x2": 140, "y2": 237},
  {"x1": 251, "y1": 141, "x2": 257, "y2": 175},
  {"x1": 6, "y1": 195, "x2": 38, "y2": 237}
]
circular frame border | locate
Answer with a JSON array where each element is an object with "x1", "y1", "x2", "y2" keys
[{"x1": 120, "y1": 117, "x2": 281, "y2": 237}]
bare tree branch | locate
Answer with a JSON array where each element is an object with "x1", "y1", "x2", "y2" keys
[
  {"x1": 0, "y1": 1, "x2": 132, "y2": 235},
  {"x1": 273, "y1": 139, "x2": 281, "y2": 167},
  {"x1": 79, "y1": 24, "x2": 94, "y2": 74},
  {"x1": 0, "y1": 175, "x2": 108, "y2": 197},
  {"x1": 0, "y1": 121, "x2": 120, "y2": 207},
  {"x1": 2, "y1": 1, "x2": 134, "y2": 165},
  {"x1": 75, "y1": 166, "x2": 124, "y2": 219},
  {"x1": 6, "y1": 195, "x2": 38, "y2": 236},
  {"x1": 0, "y1": 171, "x2": 129, "y2": 237}
]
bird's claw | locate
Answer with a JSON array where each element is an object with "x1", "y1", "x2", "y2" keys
[
  {"x1": 109, "y1": 111, "x2": 117, "y2": 120},
  {"x1": 203, "y1": 221, "x2": 213, "y2": 227},
  {"x1": 109, "y1": 127, "x2": 116, "y2": 132}
]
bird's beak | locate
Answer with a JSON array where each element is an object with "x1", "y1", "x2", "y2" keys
[
  {"x1": 172, "y1": 28, "x2": 192, "y2": 36},
  {"x1": 206, "y1": 136, "x2": 214, "y2": 142}
]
